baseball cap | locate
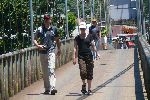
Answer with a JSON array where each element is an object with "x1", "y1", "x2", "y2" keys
[
  {"x1": 44, "y1": 15, "x2": 51, "y2": 20},
  {"x1": 79, "y1": 22, "x2": 86, "y2": 29}
]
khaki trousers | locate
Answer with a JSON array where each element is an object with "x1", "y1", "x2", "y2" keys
[{"x1": 40, "y1": 50, "x2": 56, "y2": 91}]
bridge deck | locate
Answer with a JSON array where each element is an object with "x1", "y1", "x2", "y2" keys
[{"x1": 10, "y1": 49, "x2": 145, "y2": 100}]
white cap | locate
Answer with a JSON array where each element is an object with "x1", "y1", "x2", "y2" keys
[{"x1": 79, "y1": 22, "x2": 86, "y2": 29}]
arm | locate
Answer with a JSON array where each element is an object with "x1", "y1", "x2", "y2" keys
[
  {"x1": 55, "y1": 37, "x2": 61, "y2": 50},
  {"x1": 73, "y1": 40, "x2": 78, "y2": 59},
  {"x1": 91, "y1": 40, "x2": 97, "y2": 53},
  {"x1": 33, "y1": 32, "x2": 39, "y2": 47},
  {"x1": 54, "y1": 27, "x2": 61, "y2": 56},
  {"x1": 91, "y1": 40, "x2": 100, "y2": 58},
  {"x1": 99, "y1": 31, "x2": 101, "y2": 38},
  {"x1": 33, "y1": 30, "x2": 44, "y2": 49},
  {"x1": 73, "y1": 39, "x2": 78, "y2": 65}
]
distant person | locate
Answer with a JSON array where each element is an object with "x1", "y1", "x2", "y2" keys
[
  {"x1": 73, "y1": 22, "x2": 99, "y2": 95},
  {"x1": 89, "y1": 18, "x2": 101, "y2": 59},
  {"x1": 33, "y1": 15, "x2": 61, "y2": 95}
]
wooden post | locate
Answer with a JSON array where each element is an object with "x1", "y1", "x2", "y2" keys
[
  {"x1": 33, "y1": 50, "x2": 37, "y2": 81},
  {"x1": 12, "y1": 55, "x2": 17, "y2": 94},
  {"x1": 24, "y1": 51, "x2": 30, "y2": 87},
  {"x1": 1, "y1": 59, "x2": 4, "y2": 100},
  {"x1": 0, "y1": 59, "x2": 4, "y2": 100},
  {"x1": 21, "y1": 52, "x2": 25, "y2": 89},
  {"x1": 29, "y1": 51, "x2": 31, "y2": 86},
  {"x1": 17, "y1": 53, "x2": 21, "y2": 92},
  {"x1": 8, "y1": 56, "x2": 13, "y2": 96},
  {"x1": 15, "y1": 54, "x2": 18, "y2": 93},
  {"x1": 31, "y1": 50, "x2": 35, "y2": 83},
  {"x1": 4, "y1": 58, "x2": 9, "y2": 99},
  {"x1": 35, "y1": 50, "x2": 39, "y2": 80}
]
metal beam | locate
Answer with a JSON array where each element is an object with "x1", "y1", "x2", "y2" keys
[
  {"x1": 82, "y1": 0, "x2": 85, "y2": 19},
  {"x1": 65, "y1": 0, "x2": 69, "y2": 38},
  {"x1": 29, "y1": 0, "x2": 34, "y2": 46}
]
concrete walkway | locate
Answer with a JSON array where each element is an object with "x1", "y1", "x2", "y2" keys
[{"x1": 10, "y1": 49, "x2": 144, "y2": 100}]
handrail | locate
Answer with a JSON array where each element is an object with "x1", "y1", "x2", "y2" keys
[
  {"x1": 138, "y1": 36, "x2": 150, "y2": 99},
  {"x1": 0, "y1": 38, "x2": 74, "y2": 99}
]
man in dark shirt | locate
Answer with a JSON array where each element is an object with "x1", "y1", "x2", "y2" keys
[
  {"x1": 89, "y1": 19, "x2": 100, "y2": 59},
  {"x1": 33, "y1": 15, "x2": 61, "y2": 95}
]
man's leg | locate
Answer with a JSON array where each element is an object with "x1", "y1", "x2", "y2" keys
[
  {"x1": 40, "y1": 54, "x2": 50, "y2": 93},
  {"x1": 47, "y1": 51, "x2": 57, "y2": 95},
  {"x1": 92, "y1": 41, "x2": 97, "y2": 60}
]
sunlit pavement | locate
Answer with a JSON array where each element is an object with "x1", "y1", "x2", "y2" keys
[{"x1": 10, "y1": 49, "x2": 144, "y2": 100}]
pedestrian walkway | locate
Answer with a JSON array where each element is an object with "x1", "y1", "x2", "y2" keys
[{"x1": 10, "y1": 49, "x2": 145, "y2": 100}]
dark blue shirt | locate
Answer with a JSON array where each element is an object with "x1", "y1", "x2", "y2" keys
[
  {"x1": 35, "y1": 26, "x2": 59, "y2": 53},
  {"x1": 89, "y1": 25, "x2": 100, "y2": 41}
]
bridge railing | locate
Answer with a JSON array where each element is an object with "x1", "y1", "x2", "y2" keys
[
  {"x1": 0, "y1": 38, "x2": 74, "y2": 100},
  {"x1": 138, "y1": 36, "x2": 150, "y2": 99}
]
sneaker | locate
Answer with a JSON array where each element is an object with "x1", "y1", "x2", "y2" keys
[
  {"x1": 81, "y1": 84, "x2": 87, "y2": 94},
  {"x1": 87, "y1": 90, "x2": 93, "y2": 95},
  {"x1": 44, "y1": 90, "x2": 50, "y2": 94},
  {"x1": 51, "y1": 89, "x2": 57, "y2": 95}
]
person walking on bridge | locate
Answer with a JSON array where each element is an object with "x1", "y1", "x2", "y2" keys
[
  {"x1": 73, "y1": 22, "x2": 99, "y2": 95},
  {"x1": 33, "y1": 15, "x2": 61, "y2": 95},
  {"x1": 89, "y1": 18, "x2": 101, "y2": 60}
]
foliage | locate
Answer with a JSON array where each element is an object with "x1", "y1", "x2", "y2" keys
[
  {"x1": 144, "y1": 0, "x2": 149, "y2": 19},
  {"x1": 0, "y1": 0, "x2": 104, "y2": 54},
  {"x1": 58, "y1": 27, "x2": 65, "y2": 39},
  {"x1": 0, "y1": 0, "x2": 30, "y2": 54},
  {"x1": 67, "y1": 0, "x2": 104, "y2": 21},
  {"x1": 101, "y1": 27, "x2": 107, "y2": 37},
  {"x1": 68, "y1": 12, "x2": 76, "y2": 37}
]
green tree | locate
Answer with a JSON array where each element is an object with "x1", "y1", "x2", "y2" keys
[
  {"x1": 144, "y1": 0, "x2": 148, "y2": 19},
  {"x1": 68, "y1": 12, "x2": 76, "y2": 37}
]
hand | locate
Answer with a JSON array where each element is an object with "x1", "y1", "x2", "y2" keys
[
  {"x1": 37, "y1": 45, "x2": 45, "y2": 50},
  {"x1": 96, "y1": 53, "x2": 100, "y2": 60},
  {"x1": 73, "y1": 58, "x2": 77, "y2": 65},
  {"x1": 56, "y1": 49, "x2": 61, "y2": 57}
]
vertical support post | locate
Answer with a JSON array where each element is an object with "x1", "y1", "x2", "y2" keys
[
  {"x1": 82, "y1": 0, "x2": 85, "y2": 19},
  {"x1": 65, "y1": 0, "x2": 69, "y2": 38},
  {"x1": 29, "y1": 0, "x2": 34, "y2": 46},
  {"x1": 141, "y1": 0, "x2": 145, "y2": 34},
  {"x1": 92, "y1": 0, "x2": 95, "y2": 17},
  {"x1": 77, "y1": 0, "x2": 80, "y2": 33},
  {"x1": 104, "y1": 0, "x2": 107, "y2": 21},
  {"x1": 99, "y1": 2, "x2": 102, "y2": 25},
  {"x1": 90, "y1": 0, "x2": 93, "y2": 20},
  {"x1": 148, "y1": 0, "x2": 150, "y2": 44}
]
